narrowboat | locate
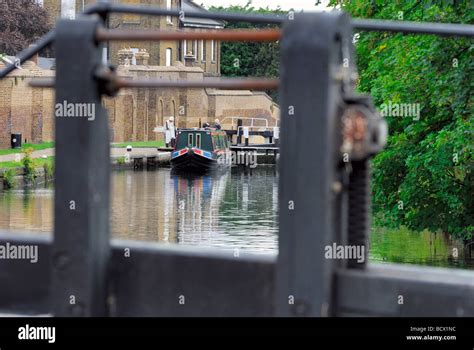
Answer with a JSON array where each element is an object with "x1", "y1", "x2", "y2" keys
[{"x1": 171, "y1": 129, "x2": 231, "y2": 172}]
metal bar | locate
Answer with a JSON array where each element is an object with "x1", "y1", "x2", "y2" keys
[
  {"x1": 0, "y1": 30, "x2": 55, "y2": 79},
  {"x1": 85, "y1": 4, "x2": 285, "y2": 24},
  {"x1": 0, "y1": 0, "x2": 109, "y2": 79},
  {"x1": 51, "y1": 18, "x2": 110, "y2": 317},
  {"x1": 276, "y1": 12, "x2": 352, "y2": 317},
  {"x1": 28, "y1": 78, "x2": 55, "y2": 88},
  {"x1": 237, "y1": 119, "x2": 243, "y2": 145},
  {"x1": 115, "y1": 77, "x2": 279, "y2": 90},
  {"x1": 30, "y1": 77, "x2": 279, "y2": 90},
  {"x1": 0, "y1": 1, "x2": 107, "y2": 79},
  {"x1": 0, "y1": 8, "x2": 473, "y2": 80},
  {"x1": 353, "y1": 19, "x2": 474, "y2": 37},
  {"x1": 1, "y1": 15, "x2": 472, "y2": 79},
  {"x1": 84, "y1": 3, "x2": 474, "y2": 37},
  {"x1": 96, "y1": 28, "x2": 281, "y2": 42},
  {"x1": 336, "y1": 264, "x2": 474, "y2": 316}
]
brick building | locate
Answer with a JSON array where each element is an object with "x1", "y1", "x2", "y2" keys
[
  {"x1": 0, "y1": 59, "x2": 55, "y2": 148},
  {"x1": 0, "y1": 58, "x2": 279, "y2": 147},
  {"x1": 40, "y1": 0, "x2": 223, "y2": 75},
  {"x1": 0, "y1": 1, "x2": 279, "y2": 148}
]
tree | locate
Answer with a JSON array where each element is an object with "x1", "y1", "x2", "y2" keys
[
  {"x1": 0, "y1": 0, "x2": 51, "y2": 56},
  {"x1": 211, "y1": 1, "x2": 473, "y2": 239},
  {"x1": 208, "y1": 2, "x2": 285, "y2": 100},
  {"x1": 331, "y1": 0, "x2": 473, "y2": 239}
]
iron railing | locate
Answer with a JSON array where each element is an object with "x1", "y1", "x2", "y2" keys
[{"x1": 0, "y1": 2, "x2": 473, "y2": 317}]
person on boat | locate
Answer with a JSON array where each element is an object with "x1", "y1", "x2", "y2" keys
[
  {"x1": 214, "y1": 119, "x2": 222, "y2": 130},
  {"x1": 165, "y1": 117, "x2": 176, "y2": 148},
  {"x1": 203, "y1": 122, "x2": 211, "y2": 129}
]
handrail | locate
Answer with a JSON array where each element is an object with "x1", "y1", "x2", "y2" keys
[{"x1": 221, "y1": 117, "x2": 279, "y2": 130}]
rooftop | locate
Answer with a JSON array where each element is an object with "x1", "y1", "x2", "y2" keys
[{"x1": 181, "y1": 0, "x2": 225, "y2": 29}]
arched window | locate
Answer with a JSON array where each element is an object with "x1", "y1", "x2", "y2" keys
[
  {"x1": 159, "y1": 99, "x2": 164, "y2": 126},
  {"x1": 171, "y1": 100, "x2": 176, "y2": 118}
]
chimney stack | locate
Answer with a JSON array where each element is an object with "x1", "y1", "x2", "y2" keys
[
  {"x1": 117, "y1": 48, "x2": 134, "y2": 66},
  {"x1": 135, "y1": 49, "x2": 150, "y2": 66}
]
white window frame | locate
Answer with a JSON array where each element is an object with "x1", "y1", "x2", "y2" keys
[
  {"x1": 195, "y1": 133, "x2": 201, "y2": 149},
  {"x1": 188, "y1": 134, "x2": 194, "y2": 148},
  {"x1": 211, "y1": 40, "x2": 215, "y2": 62},
  {"x1": 61, "y1": 0, "x2": 76, "y2": 20},
  {"x1": 131, "y1": 48, "x2": 139, "y2": 65},
  {"x1": 165, "y1": 48, "x2": 172, "y2": 67},
  {"x1": 166, "y1": 0, "x2": 172, "y2": 24}
]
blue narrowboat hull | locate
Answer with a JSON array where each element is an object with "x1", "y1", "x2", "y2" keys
[{"x1": 171, "y1": 148, "x2": 222, "y2": 172}]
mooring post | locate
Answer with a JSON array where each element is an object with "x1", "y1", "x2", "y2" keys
[
  {"x1": 237, "y1": 118, "x2": 243, "y2": 145},
  {"x1": 51, "y1": 18, "x2": 110, "y2": 316},
  {"x1": 276, "y1": 12, "x2": 353, "y2": 317}
]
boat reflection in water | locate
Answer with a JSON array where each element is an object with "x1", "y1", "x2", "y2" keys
[
  {"x1": 171, "y1": 168, "x2": 278, "y2": 253},
  {"x1": 110, "y1": 167, "x2": 279, "y2": 253}
]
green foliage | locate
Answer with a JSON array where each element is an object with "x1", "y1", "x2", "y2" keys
[
  {"x1": 332, "y1": 0, "x2": 473, "y2": 239},
  {"x1": 116, "y1": 156, "x2": 126, "y2": 165},
  {"x1": 0, "y1": 141, "x2": 54, "y2": 156},
  {"x1": 2, "y1": 168, "x2": 16, "y2": 189},
  {"x1": 21, "y1": 148, "x2": 35, "y2": 184},
  {"x1": 0, "y1": 0, "x2": 51, "y2": 55},
  {"x1": 208, "y1": 3, "x2": 285, "y2": 100},
  {"x1": 0, "y1": 156, "x2": 53, "y2": 169},
  {"x1": 43, "y1": 160, "x2": 54, "y2": 181},
  {"x1": 371, "y1": 226, "x2": 454, "y2": 267},
  {"x1": 111, "y1": 141, "x2": 165, "y2": 148}
]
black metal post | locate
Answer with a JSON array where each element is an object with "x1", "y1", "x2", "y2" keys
[
  {"x1": 276, "y1": 12, "x2": 353, "y2": 317},
  {"x1": 237, "y1": 119, "x2": 243, "y2": 145},
  {"x1": 51, "y1": 18, "x2": 110, "y2": 317}
]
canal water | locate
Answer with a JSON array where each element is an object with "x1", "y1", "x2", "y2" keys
[{"x1": 0, "y1": 167, "x2": 472, "y2": 269}]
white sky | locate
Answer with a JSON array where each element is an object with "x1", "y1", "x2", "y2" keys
[{"x1": 195, "y1": 0, "x2": 331, "y2": 11}]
